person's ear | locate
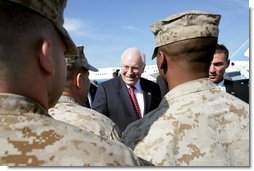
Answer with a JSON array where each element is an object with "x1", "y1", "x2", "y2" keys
[
  {"x1": 157, "y1": 51, "x2": 168, "y2": 71},
  {"x1": 38, "y1": 40, "x2": 54, "y2": 75},
  {"x1": 76, "y1": 72, "x2": 82, "y2": 88}
]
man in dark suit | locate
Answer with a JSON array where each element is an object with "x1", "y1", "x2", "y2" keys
[
  {"x1": 92, "y1": 48, "x2": 162, "y2": 132},
  {"x1": 209, "y1": 44, "x2": 249, "y2": 103},
  {"x1": 85, "y1": 81, "x2": 98, "y2": 108}
]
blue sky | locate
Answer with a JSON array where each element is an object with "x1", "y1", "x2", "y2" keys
[{"x1": 64, "y1": 0, "x2": 249, "y2": 68}]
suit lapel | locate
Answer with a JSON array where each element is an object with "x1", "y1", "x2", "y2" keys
[
  {"x1": 224, "y1": 79, "x2": 236, "y2": 96},
  {"x1": 115, "y1": 76, "x2": 122, "y2": 94},
  {"x1": 140, "y1": 78, "x2": 152, "y2": 114},
  {"x1": 119, "y1": 76, "x2": 142, "y2": 117},
  {"x1": 118, "y1": 76, "x2": 136, "y2": 108}
]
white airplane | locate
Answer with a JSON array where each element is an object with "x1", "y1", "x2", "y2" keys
[
  {"x1": 89, "y1": 40, "x2": 249, "y2": 84},
  {"x1": 89, "y1": 64, "x2": 159, "y2": 83},
  {"x1": 224, "y1": 39, "x2": 249, "y2": 82}
]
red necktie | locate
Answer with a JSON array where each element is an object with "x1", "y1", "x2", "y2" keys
[{"x1": 129, "y1": 86, "x2": 141, "y2": 119}]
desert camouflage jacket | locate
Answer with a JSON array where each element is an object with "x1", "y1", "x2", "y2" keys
[
  {"x1": 49, "y1": 95, "x2": 121, "y2": 140},
  {"x1": 0, "y1": 93, "x2": 141, "y2": 166},
  {"x1": 123, "y1": 78, "x2": 249, "y2": 166}
]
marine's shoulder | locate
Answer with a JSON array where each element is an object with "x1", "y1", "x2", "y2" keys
[{"x1": 0, "y1": 113, "x2": 140, "y2": 166}]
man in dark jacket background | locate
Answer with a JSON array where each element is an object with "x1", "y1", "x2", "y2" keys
[{"x1": 209, "y1": 44, "x2": 249, "y2": 103}]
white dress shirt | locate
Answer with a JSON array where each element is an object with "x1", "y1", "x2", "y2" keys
[
  {"x1": 217, "y1": 80, "x2": 226, "y2": 92},
  {"x1": 126, "y1": 80, "x2": 145, "y2": 117}
]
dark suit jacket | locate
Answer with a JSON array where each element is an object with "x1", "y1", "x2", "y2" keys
[
  {"x1": 224, "y1": 79, "x2": 249, "y2": 103},
  {"x1": 85, "y1": 83, "x2": 98, "y2": 108},
  {"x1": 92, "y1": 76, "x2": 162, "y2": 132}
]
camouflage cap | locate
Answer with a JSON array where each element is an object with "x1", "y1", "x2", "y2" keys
[
  {"x1": 65, "y1": 46, "x2": 98, "y2": 72},
  {"x1": 150, "y1": 11, "x2": 221, "y2": 59},
  {"x1": 7, "y1": 0, "x2": 77, "y2": 55}
]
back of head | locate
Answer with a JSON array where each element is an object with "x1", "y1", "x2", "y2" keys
[
  {"x1": 2, "y1": 0, "x2": 77, "y2": 55},
  {"x1": 0, "y1": 0, "x2": 77, "y2": 109},
  {"x1": 65, "y1": 46, "x2": 98, "y2": 72},
  {"x1": 0, "y1": 1, "x2": 55, "y2": 84},
  {"x1": 159, "y1": 38, "x2": 218, "y2": 65},
  {"x1": 150, "y1": 10, "x2": 221, "y2": 65},
  {"x1": 64, "y1": 46, "x2": 98, "y2": 104},
  {"x1": 64, "y1": 46, "x2": 98, "y2": 92},
  {"x1": 65, "y1": 45, "x2": 98, "y2": 87},
  {"x1": 0, "y1": 0, "x2": 77, "y2": 81}
]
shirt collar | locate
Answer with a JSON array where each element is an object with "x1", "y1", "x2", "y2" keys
[
  {"x1": 126, "y1": 79, "x2": 141, "y2": 91},
  {"x1": 0, "y1": 93, "x2": 48, "y2": 116},
  {"x1": 217, "y1": 79, "x2": 226, "y2": 91},
  {"x1": 164, "y1": 78, "x2": 219, "y2": 100},
  {"x1": 58, "y1": 95, "x2": 77, "y2": 104},
  {"x1": 218, "y1": 79, "x2": 225, "y2": 87}
]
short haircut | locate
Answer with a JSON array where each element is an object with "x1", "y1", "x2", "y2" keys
[
  {"x1": 215, "y1": 44, "x2": 229, "y2": 59},
  {"x1": 158, "y1": 37, "x2": 218, "y2": 64},
  {"x1": 0, "y1": 1, "x2": 56, "y2": 78}
]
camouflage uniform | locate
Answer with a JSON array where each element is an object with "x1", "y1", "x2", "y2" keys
[
  {"x1": 49, "y1": 46, "x2": 121, "y2": 140},
  {"x1": 0, "y1": 93, "x2": 141, "y2": 166},
  {"x1": 6, "y1": 0, "x2": 78, "y2": 55},
  {"x1": 49, "y1": 95, "x2": 121, "y2": 140},
  {"x1": 123, "y1": 78, "x2": 249, "y2": 166},
  {"x1": 122, "y1": 11, "x2": 249, "y2": 166},
  {"x1": 0, "y1": 0, "x2": 141, "y2": 166}
]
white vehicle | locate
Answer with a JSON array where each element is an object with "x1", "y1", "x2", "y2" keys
[
  {"x1": 225, "y1": 39, "x2": 249, "y2": 82},
  {"x1": 89, "y1": 64, "x2": 159, "y2": 83},
  {"x1": 89, "y1": 40, "x2": 249, "y2": 84}
]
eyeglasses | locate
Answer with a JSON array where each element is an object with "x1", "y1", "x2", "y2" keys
[{"x1": 121, "y1": 66, "x2": 140, "y2": 73}]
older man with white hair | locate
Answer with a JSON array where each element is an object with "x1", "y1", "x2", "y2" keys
[{"x1": 92, "y1": 47, "x2": 161, "y2": 132}]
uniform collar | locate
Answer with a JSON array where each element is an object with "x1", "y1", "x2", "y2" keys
[
  {"x1": 0, "y1": 93, "x2": 48, "y2": 116},
  {"x1": 58, "y1": 95, "x2": 77, "y2": 104},
  {"x1": 164, "y1": 78, "x2": 219, "y2": 100}
]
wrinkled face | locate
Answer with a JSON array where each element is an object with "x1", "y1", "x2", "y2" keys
[
  {"x1": 121, "y1": 52, "x2": 144, "y2": 86},
  {"x1": 209, "y1": 53, "x2": 229, "y2": 84}
]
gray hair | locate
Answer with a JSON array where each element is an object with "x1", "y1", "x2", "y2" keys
[{"x1": 120, "y1": 47, "x2": 146, "y2": 67}]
